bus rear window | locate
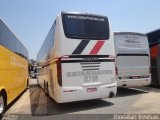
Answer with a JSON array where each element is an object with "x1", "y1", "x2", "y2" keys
[
  {"x1": 115, "y1": 34, "x2": 148, "y2": 49},
  {"x1": 62, "y1": 13, "x2": 109, "y2": 40}
]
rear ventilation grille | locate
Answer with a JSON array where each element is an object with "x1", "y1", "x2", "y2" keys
[{"x1": 80, "y1": 62, "x2": 101, "y2": 71}]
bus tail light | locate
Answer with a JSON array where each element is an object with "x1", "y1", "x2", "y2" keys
[
  {"x1": 57, "y1": 55, "x2": 70, "y2": 86},
  {"x1": 56, "y1": 58, "x2": 62, "y2": 86}
]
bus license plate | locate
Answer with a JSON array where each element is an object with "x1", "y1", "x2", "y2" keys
[{"x1": 87, "y1": 88, "x2": 97, "y2": 92}]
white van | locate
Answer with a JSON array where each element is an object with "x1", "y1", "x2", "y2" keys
[
  {"x1": 37, "y1": 12, "x2": 117, "y2": 103},
  {"x1": 114, "y1": 32, "x2": 151, "y2": 87}
]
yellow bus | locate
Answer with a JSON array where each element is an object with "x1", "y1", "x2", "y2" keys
[{"x1": 0, "y1": 19, "x2": 29, "y2": 115}]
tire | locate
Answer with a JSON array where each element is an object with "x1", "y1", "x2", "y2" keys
[
  {"x1": 27, "y1": 79, "x2": 29, "y2": 88},
  {"x1": 24, "y1": 79, "x2": 29, "y2": 92},
  {"x1": 44, "y1": 82, "x2": 49, "y2": 96},
  {"x1": 0, "y1": 92, "x2": 7, "y2": 116}
]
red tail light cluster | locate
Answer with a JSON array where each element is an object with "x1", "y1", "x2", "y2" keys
[{"x1": 56, "y1": 57, "x2": 62, "y2": 86}]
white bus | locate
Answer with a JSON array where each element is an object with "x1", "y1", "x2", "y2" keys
[
  {"x1": 37, "y1": 12, "x2": 117, "y2": 103},
  {"x1": 114, "y1": 32, "x2": 151, "y2": 87}
]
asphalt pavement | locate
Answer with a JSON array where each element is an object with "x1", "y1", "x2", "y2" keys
[{"x1": 2, "y1": 79, "x2": 160, "y2": 120}]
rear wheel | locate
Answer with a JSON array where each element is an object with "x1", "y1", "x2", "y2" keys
[
  {"x1": 27, "y1": 79, "x2": 29, "y2": 89},
  {"x1": 24, "y1": 79, "x2": 29, "y2": 92},
  {"x1": 0, "y1": 92, "x2": 6, "y2": 116},
  {"x1": 44, "y1": 82, "x2": 49, "y2": 96}
]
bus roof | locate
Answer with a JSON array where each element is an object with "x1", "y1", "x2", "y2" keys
[
  {"x1": 147, "y1": 29, "x2": 160, "y2": 35},
  {"x1": 0, "y1": 18, "x2": 28, "y2": 51},
  {"x1": 0, "y1": 18, "x2": 29, "y2": 59},
  {"x1": 114, "y1": 32, "x2": 146, "y2": 37},
  {"x1": 147, "y1": 29, "x2": 160, "y2": 44},
  {"x1": 61, "y1": 11, "x2": 108, "y2": 18}
]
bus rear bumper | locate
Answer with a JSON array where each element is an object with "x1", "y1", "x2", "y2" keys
[
  {"x1": 55, "y1": 82, "x2": 117, "y2": 103},
  {"x1": 117, "y1": 77, "x2": 151, "y2": 88}
]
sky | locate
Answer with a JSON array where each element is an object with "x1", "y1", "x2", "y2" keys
[{"x1": 0, "y1": 0, "x2": 160, "y2": 59}]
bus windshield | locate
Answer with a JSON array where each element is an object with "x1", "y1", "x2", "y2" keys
[{"x1": 62, "y1": 13, "x2": 109, "y2": 40}]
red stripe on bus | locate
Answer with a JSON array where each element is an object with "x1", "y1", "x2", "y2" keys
[{"x1": 89, "y1": 41, "x2": 105, "y2": 55}]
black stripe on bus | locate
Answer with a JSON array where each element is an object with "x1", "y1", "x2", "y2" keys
[
  {"x1": 61, "y1": 59, "x2": 115, "y2": 63},
  {"x1": 81, "y1": 65, "x2": 100, "y2": 68},
  {"x1": 72, "y1": 40, "x2": 90, "y2": 54},
  {"x1": 117, "y1": 54, "x2": 149, "y2": 57},
  {"x1": 69, "y1": 55, "x2": 110, "y2": 58},
  {"x1": 83, "y1": 68, "x2": 99, "y2": 71}
]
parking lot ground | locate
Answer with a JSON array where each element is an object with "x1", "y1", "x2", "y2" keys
[{"x1": 2, "y1": 79, "x2": 160, "y2": 119}]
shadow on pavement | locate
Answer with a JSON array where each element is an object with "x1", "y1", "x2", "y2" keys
[
  {"x1": 149, "y1": 85, "x2": 160, "y2": 89},
  {"x1": 116, "y1": 88, "x2": 149, "y2": 97},
  {"x1": 137, "y1": 86, "x2": 160, "y2": 93},
  {"x1": 29, "y1": 84, "x2": 114, "y2": 116}
]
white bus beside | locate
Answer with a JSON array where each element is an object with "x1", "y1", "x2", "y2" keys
[
  {"x1": 114, "y1": 32, "x2": 151, "y2": 87},
  {"x1": 37, "y1": 12, "x2": 117, "y2": 103}
]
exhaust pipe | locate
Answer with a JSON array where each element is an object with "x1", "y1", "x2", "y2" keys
[{"x1": 122, "y1": 84, "x2": 127, "y2": 87}]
